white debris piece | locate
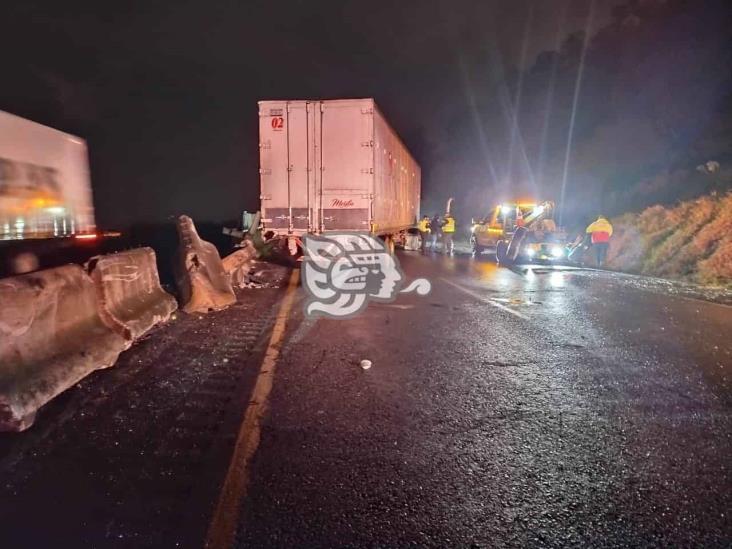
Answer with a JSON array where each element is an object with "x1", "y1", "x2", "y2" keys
[{"x1": 360, "y1": 359, "x2": 372, "y2": 370}]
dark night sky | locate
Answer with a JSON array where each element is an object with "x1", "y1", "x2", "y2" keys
[{"x1": 2, "y1": 0, "x2": 729, "y2": 229}]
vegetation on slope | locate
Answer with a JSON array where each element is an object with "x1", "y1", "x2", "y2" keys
[{"x1": 608, "y1": 192, "x2": 732, "y2": 286}]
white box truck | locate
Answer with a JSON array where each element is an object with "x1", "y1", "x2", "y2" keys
[
  {"x1": 0, "y1": 110, "x2": 101, "y2": 275},
  {"x1": 258, "y1": 98, "x2": 421, "y2": 252}
]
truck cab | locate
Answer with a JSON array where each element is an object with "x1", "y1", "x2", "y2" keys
[
  {"x1": 471, "y1": 201, "x2": 567, "y2": 263},
  {"x1": 471, "y1": 202, "x2": 538, "y2": 251}
]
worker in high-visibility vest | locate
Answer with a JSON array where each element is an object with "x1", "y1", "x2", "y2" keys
[
  {"x1": 442, "y1": 213, "x2": 456, "y2": 254},
  {"x1": 585, "y1": 215, "x2": 613, "y2": 267},
  {"x1": 417, "y1": 215, "x2": 431, "y2": 252}
]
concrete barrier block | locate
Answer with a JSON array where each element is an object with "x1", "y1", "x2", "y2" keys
[
  {"x1": 222, "y1": 242, "x2": 258, "y2": 288},
  {"x1": 0, "y1": 265, "x2": 126, "y2": 431},
  {"x1": 175, "y1": 215, "x2": 236, "y2": 313},
  {"x1": 88, "y1": 247, "x2": 178, "y2": 343}
]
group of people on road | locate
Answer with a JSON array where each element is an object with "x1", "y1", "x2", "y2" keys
[
  {"x1": 417, "y1": 213, "x2": 456, "y2": 254},
  {"x1": 414, "y1": 210, "x2": 613, "y2": 267}
]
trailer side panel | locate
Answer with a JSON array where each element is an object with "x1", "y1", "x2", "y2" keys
[{"x1": 372, "y1": 105, "x2": 420, "y2": 234}]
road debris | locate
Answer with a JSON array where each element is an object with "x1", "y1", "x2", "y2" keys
[{"x1": 222, "y1": 242, "x2": 258, "y2": 289}]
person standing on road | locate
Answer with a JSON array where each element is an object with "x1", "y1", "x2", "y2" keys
[
  {"x1": 442, "y1": 213, "x2": 456, "y2": 255},
  {"x1": 417, "y1": 215, "x2": 431, "y2": 252},
  {"x1": 585, "y1": 215, "x2": 613, "y2": 267},
  {"x1": 429, "y1": 214, "x2": 441, "y2": 252}
]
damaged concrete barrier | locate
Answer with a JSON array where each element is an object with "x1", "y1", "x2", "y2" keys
[
  {"x1": 175, "y1": 215, "x2": 236, "y2": 313},
  {"x1": 88, "y1": 247, "x2": 177, "y2": 344},
  {"x1": 222, "y1": 241, "x2": 258, "y2": 289},
  {"x1": 0, "y1": 265, "x2": 127, "y2": 431}
]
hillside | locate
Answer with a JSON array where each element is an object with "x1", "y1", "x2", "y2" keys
[{"x1": 608, "y1": 192, "x2": 732, "y2": 287}]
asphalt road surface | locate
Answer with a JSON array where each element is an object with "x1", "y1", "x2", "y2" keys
[
  {"x1": 1, "y1": 252, "x2": 730, "y2": 547},
  {"x1": 236, "y1": 252, "x2": 731, "y2": 547}
]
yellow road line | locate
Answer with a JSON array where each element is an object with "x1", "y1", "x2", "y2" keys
[
  {"x1": 205, "y1": 269, "x2": 300, "y2": 549},
  {"x1": 440, "y1": 277, "x2": 529, "y2": 320}
]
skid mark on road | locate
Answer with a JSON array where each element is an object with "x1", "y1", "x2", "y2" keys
[
  {"x1": 205, "y1": 269, "x2": 300, "y2": 549},
  {"x1": 440, "y1": 278, "x2": 529, "y2": 320}
]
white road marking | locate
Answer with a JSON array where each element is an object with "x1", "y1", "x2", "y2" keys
[
  {"x1": 440, "y1": 278, "x2": 529, "y2": 320},
  {"x1": 205, "y1": 269, "x2": 300, "y2": 549}
]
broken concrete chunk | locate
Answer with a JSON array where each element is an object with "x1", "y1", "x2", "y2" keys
[{"x1": 222, "y1": 241, "x2": 258, "y2": 289}]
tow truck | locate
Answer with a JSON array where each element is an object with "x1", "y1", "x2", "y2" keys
[{"x1": 470, "y1": 200, "x2": 568, "y2": 264}]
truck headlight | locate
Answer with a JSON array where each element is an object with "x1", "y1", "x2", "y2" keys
[
  {"x1": 526, "y1": 248, "x2": 536, "y2": 257},
  {"x1": 551, "y1": 246, "x2": 564, "y2": 258}
]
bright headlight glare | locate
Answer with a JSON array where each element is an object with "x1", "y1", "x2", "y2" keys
[
  {"x1": 551, "y1": 246, "x2": 564, "y2": 258},
  {"x1": 501, "y1": 205, "x2": 512, "y2": 216},
  {"x1": 526, "y1": 248, "x2": 536, "y2": 257}
]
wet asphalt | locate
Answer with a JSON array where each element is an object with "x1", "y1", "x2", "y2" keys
[
  {"x1": 0, "y1": 252, "x2": 730, "y2": 547},
  {"x1": 237, "y1": 251, "x2": 732, "y2": 547}
]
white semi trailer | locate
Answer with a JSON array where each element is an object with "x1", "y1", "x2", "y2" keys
[
  {"x1": 0, "y1": 110, "x2": 100, "y2": 275},
  {"x1": 258, "y1": 98, "x2": 421, "y2": 252}
]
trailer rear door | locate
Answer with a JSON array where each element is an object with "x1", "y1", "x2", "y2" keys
[
  {"x1": 285, "y1": 102, "x2": 315, "y2": 231},
  {"x1": 259, "y1": 101, "x2": 317, "y2": 234},
  {"x1": 259, "y1": 102, "x2": 288, "y2": 232},
  {"x1": 318, "y1": 100, "x2": 373, "y2": 231}
]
